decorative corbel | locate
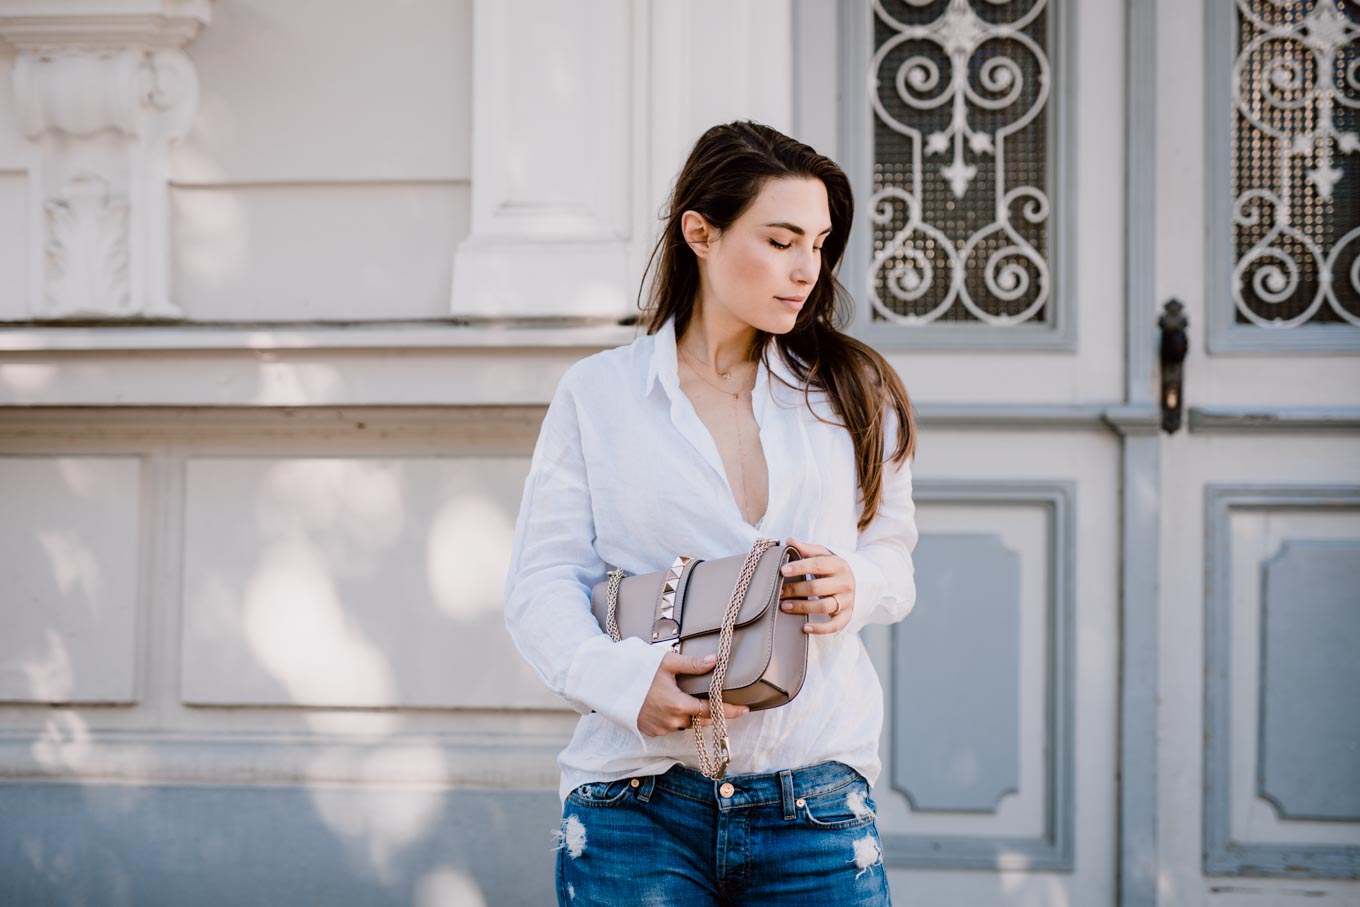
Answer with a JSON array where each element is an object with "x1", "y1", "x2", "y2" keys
[{"x1": 0, "y1": 1, "x2": 212, "y2": 319}]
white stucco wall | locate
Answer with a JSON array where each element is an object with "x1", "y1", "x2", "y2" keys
[{"x1": 0, "y1": 2, "x2": 802, "y2": 902}]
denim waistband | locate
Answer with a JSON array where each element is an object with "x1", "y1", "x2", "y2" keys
[{"x1": 635, "y1": 760, "x2": 865, "y2": 817}]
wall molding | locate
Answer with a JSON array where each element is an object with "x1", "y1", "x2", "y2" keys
[
  {"x1": 1188, "y1": 407, "x2": 1360, "y2": 433},
  {"x1": 0, "y1": 727, "x2": 569, "y2": 790},
  {"x1": 0, "y1": 321, "x2": 643, "y2": 352}
]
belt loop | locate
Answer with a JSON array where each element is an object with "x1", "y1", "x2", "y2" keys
[
  {"x1": 637, "y1": 774, "x2": 656, "y2": 803},
  {"x1": 779, "y1": 769, "x2": 796, "y2": 820}
]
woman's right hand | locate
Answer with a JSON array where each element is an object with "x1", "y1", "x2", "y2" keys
[{"x1": 636, "y1": 652, "x2": 751, "y2": 737}]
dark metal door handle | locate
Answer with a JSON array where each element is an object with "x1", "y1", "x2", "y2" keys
[{"x1": 1158, "y1": 299, "x2": 1188, "y2": 433}]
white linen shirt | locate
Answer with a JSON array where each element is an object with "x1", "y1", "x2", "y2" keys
[{"x1": 503, "y1": 316, "x2": 919, "y2": 803}]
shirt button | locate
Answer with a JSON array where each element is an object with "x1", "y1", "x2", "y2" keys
[
  {"x1": 719, "y1": 782, "x2": 735, "y2": 798},
  {"x1": 629, "y1": 778, "x2": 640, "y2": 788}
]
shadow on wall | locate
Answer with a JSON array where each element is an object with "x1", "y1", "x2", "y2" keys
[{"x1": 0, "y1": 408, "x2": 569, "y2": 905}]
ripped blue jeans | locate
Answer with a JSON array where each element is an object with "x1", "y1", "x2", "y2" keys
[{"x1": 553, "y1": 759, "x2": 891, "y2": 906}]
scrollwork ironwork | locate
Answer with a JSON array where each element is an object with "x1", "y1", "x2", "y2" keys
[
  {"x1": 1232, "y1": 0, "x2": 1359, "y2": 328},
  {"x1": 868, "y1": 0, "x2": 1052, "y2": 326}
]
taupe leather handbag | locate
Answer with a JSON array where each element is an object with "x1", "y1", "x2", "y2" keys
[{"x1": 589, "y1": 537, "x2": 809, "y2": 779}]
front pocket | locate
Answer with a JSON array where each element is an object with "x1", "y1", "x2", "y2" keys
[
  {"x1": 799, "y1": 780, "x2": 877, "y2": 830},
  {"x1": 567, "y1": 778, "x2": 635, "y2": 808}
]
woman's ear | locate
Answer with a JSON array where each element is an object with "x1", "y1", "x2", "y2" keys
[{"x1": 680, "y1": 210, "x2": 716, "y2": 259}]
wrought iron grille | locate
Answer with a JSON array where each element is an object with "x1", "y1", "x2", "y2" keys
[
  {"x1": 868, "y1": 0, "x2": 1053, "y2": 326},
  {"x1": 1232, "y1": 0, "x2": 1359, "y2": 328}
]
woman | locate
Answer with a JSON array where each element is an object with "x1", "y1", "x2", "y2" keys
[{"x1": 504, "y1": 120, "x2": 918, "y2": 906}]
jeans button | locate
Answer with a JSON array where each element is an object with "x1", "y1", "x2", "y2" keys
[{"x1": 719, "y1": 782, "x2": 735, "y2": 798}]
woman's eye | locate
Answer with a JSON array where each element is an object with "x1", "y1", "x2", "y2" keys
[{"x1": 769, "y1": 239, "x2": 823, "y2": 253}]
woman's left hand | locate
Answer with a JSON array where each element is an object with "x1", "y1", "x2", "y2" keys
[{"x1": 778, "y1": 537, "x2": 854, "y2": 635}]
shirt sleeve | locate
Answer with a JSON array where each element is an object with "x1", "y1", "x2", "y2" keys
[
  {"x1": 839, "y1": 405, "x2": 919, "y2": 637},
  {"x1": 502, "y1": 372, "x2": 669, "y2": 740}
]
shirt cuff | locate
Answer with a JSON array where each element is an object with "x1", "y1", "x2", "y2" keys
[
  {"x1": 839, "y1": 548, "x2": 886, "y2": 637},
  {"x1": 565, "y1": 633, "x2": 670, "y2": 741}
]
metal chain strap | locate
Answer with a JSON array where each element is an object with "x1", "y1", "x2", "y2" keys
[
  {"x1": 604, "y1": 539, "x2": 781, "y2": 780},
  {"x1": 692, "y1": 537, "x2": 781, "y2": 780}
]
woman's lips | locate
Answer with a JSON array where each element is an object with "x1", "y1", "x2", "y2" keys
[{"x1": 776, "y1": 296, "x2": 805, "y2": 311}]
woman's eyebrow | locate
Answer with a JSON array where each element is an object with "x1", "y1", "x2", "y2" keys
[{"x1": 764, "y1": 222, "x2": 834, "y2": 236}]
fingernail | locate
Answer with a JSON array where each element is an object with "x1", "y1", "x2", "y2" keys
[
  {"x1": 780, "y1": 602, "x2": 793, "y2": 611},
  {"x1": 781, "y1": 566, "x2": 793, "y2": 575},
  {"x1": 703, "y1": 654, "x2": 717, "y2": 663}
]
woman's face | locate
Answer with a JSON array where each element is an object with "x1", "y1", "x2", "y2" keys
[{"x1": 686, "y1": 176, "x2": 833, "y2": 336}]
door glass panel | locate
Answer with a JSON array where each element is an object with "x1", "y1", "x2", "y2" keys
[
  {"x1": 1231, "y1": 0, "x2": 1360, "y2": 328},
  {"x1": 868, "y1": 0, "x2": 1053, "y2": 326}
]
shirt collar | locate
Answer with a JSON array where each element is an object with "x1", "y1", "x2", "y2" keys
[{"x1": 643, "y1": 317, "x2": 676, "y2": 397}]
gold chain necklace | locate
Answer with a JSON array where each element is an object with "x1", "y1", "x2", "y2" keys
[
  {"x1": 677, "y1": 344, "x2": 755, "y2": 400},
  {"x1": 677, "y1": 353, "x2": 761, "y2": 525}
]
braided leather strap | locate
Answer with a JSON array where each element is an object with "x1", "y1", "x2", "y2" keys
[
  {"x1": 604, "y1": 569, "x2": 625, "y2": 642},
  {"x1": 692, "y1": 537, "x2": 782, "y2": 779}
]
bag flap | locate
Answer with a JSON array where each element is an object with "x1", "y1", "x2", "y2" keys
[{"x1": 678, "y1": 545, "x2": 796, "y2": 640}]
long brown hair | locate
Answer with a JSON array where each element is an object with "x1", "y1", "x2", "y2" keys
[{"x1": 639, "y1": 121, "x2": 915, "y2": 531}]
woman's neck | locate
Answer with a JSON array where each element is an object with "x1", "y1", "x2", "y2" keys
[{"x1": 678, "y1": 300, "x2": 759, "y2": 377}]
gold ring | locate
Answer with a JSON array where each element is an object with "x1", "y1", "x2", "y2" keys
[{"x1": 829, "y1": 594, "x2": 841, "y2": 617}]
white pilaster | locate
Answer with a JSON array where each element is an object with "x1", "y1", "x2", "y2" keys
[
  {"x1": 452, "y1": 0, "x2": 794, "y2": 322},
  {"x1": 0, "y1": 0, "x2": 212, "y2": 319},
  {"x1": 452, "y1": 0, "x2": 640, "y2": 320}
]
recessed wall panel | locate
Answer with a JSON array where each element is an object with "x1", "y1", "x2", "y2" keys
[
  {"x1": 0, "y1": 456, "x2": 142, "y2": 703},
  {"x1": 180, "y1": 455, "x2": 560, "y2": 710},
  {"x1": 0, "y1": 171, "x2": 28, "y2": 322},
  {"x1": 171, "y1": 184, "x2": 468, "y2": 322},
  {"x1": 174, "y1": 0, "x2": 472, "y2": 183}
]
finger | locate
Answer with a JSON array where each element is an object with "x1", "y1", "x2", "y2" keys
[
  {"x1": 721, "y1": 701, "x2": 750, "y2": 720},
  {"x1": 780, "y1": 554, "x2": 840, "y2": 578},
  {"x1": 780, "y1": 596, "x2": 841, "y2": 616},
  {"x1": 663, "y1": 652, "x2": 718, "y2": 677},
  {"x1": 779, "y1": 577, "x2": 841, "y2": 600},
  {"x1": 690, "y1": 701, "x2": 749, "y2": 727},
  {"x1": 784, "y1": 537, "x2": 832, "y2": 560},
  {"x1": 688, "y1": 699, "x2": 750, "y2": 718},
  {"x1": 802, "y1": 612, "x2": 850, "y2": 634},
  {"x1": 670, "y1": 698, "x2": 708, "y2": 729}
]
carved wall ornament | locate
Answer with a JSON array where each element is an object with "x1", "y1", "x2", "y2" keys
[
  {"x1": 0, "y1": 2, "x2": 211, "y2": 319},
  {"x1": 45, "y1": 173, "x2": 131, "y2": 315}
]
